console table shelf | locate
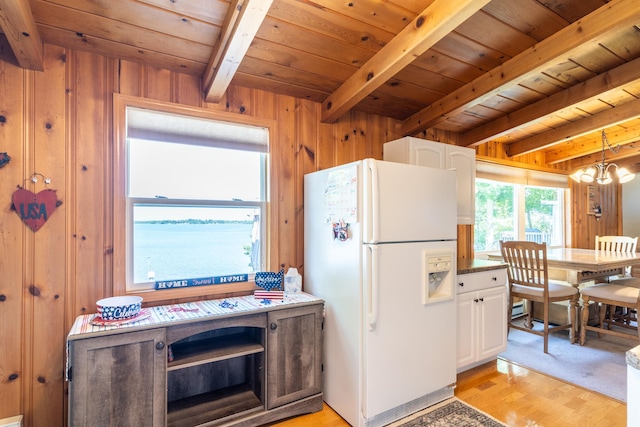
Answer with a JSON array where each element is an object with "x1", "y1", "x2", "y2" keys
[
  {"x1": 167, "y1": 384, "x2": 262, "y2": 427},
  {"x1": 168, "y1": 333, "x2": 264, "y2": 370}
]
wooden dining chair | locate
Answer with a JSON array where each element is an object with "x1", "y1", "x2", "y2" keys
[
  {"x1": 595, "y1": 235, "x2": 639, "y2": 280},
  {"x1": 500, "y1": 240, "x2": 579, "y2": 353},
  {"x1": 595, "y1": 235, "x2": 638, "y2": 252},
  {"x1": 594, "y1": 235, "x2": 640, "y2": 325},
  {"x1": 580, "y1": 283, "x2": 640, "y2": 345}
]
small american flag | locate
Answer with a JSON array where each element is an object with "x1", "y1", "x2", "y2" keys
[{"x1": 254, "y1": 290, "x2": 284, "y2": 300}]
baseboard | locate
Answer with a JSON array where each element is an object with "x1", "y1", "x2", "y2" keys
[{"x1": 512, "y1": 302, "x2": 524, "y2": 318}]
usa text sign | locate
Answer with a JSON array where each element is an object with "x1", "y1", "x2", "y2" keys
[{"x1": 12, "y1": 188, "x2": 58, "y2": 232}]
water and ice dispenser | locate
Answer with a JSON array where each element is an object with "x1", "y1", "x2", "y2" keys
[{"x1": 423, "y1": 252, "x2": 454, "y2": 304}]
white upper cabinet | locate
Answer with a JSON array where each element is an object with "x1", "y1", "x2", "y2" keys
[
  {"x1": 383, "y1": 137, "x2": 476, "y2": 224},
  {"x1": 445, "y1": 145, "x2": 476, "y2": 224}
]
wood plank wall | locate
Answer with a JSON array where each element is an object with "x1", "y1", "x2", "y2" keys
[
  {"x1": 569, "y1": 180, "x2": 621, "y2": 248},
  {"x1": 0, "y1": 41, "x2": 620, "y2": 426}
]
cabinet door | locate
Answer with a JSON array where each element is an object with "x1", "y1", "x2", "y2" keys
[
  {"x1": 383, "y1": 137, "x2": 446, "y2": 168},
  {"x1": 266, "y1": 304, "x2": 323, "y2": 409},
  {"x1": 456, "y1": 292, "x2": 478, "y2": 369},
  {"x1": 410, "y1": 140, "x2": 446, "y2": 168},
  {"x1": 446, "y1": 145, "x2": 476, "y2": 225},
  {"x1": 69, "y1": 328, "x2": 167, "y2": 427},
  {"x1": 477, "y1": 286, "x2": 508, "y2": 360}
]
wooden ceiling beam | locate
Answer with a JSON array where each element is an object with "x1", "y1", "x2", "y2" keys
[
  {"x1": 545, "y1": 121, "x2": 640, "y2": 164},
  {"x1": 203, "y1": 0, "x2": 273, "y2": 103},
  {"x1": 0, "y1": 0, "x2": 43, "y2": 71},
  {"x1": 402, "y1": 0, "x2": 640, "y2": 136},
  {"x1": 507, "y1": 97, "x2": 640, "y2": 159},
  {"x1": 320, "y1": 0, "x2": 491, "y2": 124},
  {"x1": 459, "y1": 57, "x2": 640, "y2": 147},
  {"x1": 566, "y1": 128, "x2": 640, "y2": 168}
]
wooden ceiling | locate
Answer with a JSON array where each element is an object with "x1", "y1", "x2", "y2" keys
[{"x1": 2, "y1": 0, "x2": 640, "y2": 174}]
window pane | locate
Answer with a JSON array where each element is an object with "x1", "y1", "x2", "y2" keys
[
  {"x1": 475, "y1": 178, "x2": 565, "y2": 253},
  {"x1": 133, "y1": 205, "x2": 261, "y2": 284},
  {"x1": 129, "y1": 138, "x2": 263, "y2": 201},
  {"x1": 524, "y1": 186, "x2": 563, "y2": 247},
  {"x1": 474, "y1": 179, "x2": 515, "y2": 252}
]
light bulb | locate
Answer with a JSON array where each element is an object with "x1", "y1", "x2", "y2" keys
[
  {"x1": 581, "y1": 167, "x2": 596, "y2": 183},
  {"x1": 569, "y1": 169, "x2": 584, "y2": 182},
  {"x1": 617, "y1": 167, "x2": 636, "y2": 183}
]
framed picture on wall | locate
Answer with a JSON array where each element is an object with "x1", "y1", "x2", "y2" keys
[{"x1": 587, "y1": 185, "x2": 600, "y2": 216}]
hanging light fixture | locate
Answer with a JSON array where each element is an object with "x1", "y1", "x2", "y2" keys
[{"x1": 569, "y1": 130, "x2": 635, "y2": 184}]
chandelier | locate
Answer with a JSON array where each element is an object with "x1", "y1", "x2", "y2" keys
[{"x1": 569, "y1": 130, "x2": 635, "y2": 184}]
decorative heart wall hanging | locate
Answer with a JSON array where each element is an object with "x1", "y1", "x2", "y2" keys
[
  {"x1": 11, "y1": 173, "x2": 62, "y2": 232},
  {"x1": 0, "y1": 152, "x2": 9, "y2": 168}
]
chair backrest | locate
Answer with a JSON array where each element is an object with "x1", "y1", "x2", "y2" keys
[
  {"x1": 500, "y1": 240, "x2": 549, "y2": 290},
  {"x1": 595, "y1": 235, "x2": 638, "y2": 253}
]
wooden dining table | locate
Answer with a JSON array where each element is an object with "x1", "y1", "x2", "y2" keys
[
  {"x1": 488, "y1": 247, "x2": 640, "y2": 326},
  {"x1": 488, "y1": 247, "x2": 640, "y2": 286}
]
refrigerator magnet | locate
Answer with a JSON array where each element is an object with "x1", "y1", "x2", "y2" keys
[{"x1": 332, "y1": 220, "x2": 349, "y2": 241}]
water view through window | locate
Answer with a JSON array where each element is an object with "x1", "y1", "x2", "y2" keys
[
  {"x1": 133, "y1": 219, "x2": 257, "y2": 283},
  {"x1": 132, "y1": 203, "x2": 262, "y2": 284},
  {"x1": 127, "y1": 132, "x2": 266, "y2": 288}
]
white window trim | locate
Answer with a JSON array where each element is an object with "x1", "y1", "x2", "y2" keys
[{"x1": 476, "y1": 160, "x2": 569, "y2": 188}]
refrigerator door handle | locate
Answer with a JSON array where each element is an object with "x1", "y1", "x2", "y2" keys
[
  {"x1": 364, "y1": 159, "x2": 378, "y2": 243},
  {"x1": 365, "y1": 244, "x2": 378, "y2": 330}
]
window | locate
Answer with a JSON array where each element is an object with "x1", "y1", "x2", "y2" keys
[
  {"x1": 474, "y1": 162, "x2": 568, "y2": 254},
  {"x1": 114, "y1": 95, "x2": 273, "y2": 300}
]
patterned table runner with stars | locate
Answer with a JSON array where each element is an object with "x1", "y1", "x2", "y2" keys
[{"x1": 68, "y1": 292, "x2": 322, "y2": 338}]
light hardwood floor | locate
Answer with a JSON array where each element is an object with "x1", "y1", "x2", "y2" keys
[{"x1": 272, "y1": 358, "x2": 626, "y2": 427}]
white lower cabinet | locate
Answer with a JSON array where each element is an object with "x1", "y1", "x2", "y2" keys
[{"x1": 456, "y1": 269, "x2": 508, "y2": 372}]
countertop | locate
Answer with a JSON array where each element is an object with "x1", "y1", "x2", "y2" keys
[
  {"x1": 458, "y1": 258, "x2": 508, "y2": 275},
  {"x1": 68, "y1": 292, "x2": 322, "y2": 339}
]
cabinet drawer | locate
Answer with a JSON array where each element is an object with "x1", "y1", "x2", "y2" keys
[{"x1": 457, "y1": 269, "x2": 507, "y2": 294}]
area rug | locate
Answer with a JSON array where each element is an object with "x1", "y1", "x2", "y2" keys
[
  {"x1": 499, "y1": 327, "x2": 636, "y2": 402},
  {"x1": 388, "y1": 398, "x2": 506, "y2": 427}
]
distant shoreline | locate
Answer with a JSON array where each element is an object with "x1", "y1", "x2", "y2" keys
[{"x1": 135, "y1": 219, "x2": 253, "y2": 225}]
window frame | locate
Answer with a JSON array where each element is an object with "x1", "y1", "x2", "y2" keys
[
  {"x1": 473, "y1": 161, "x2": 570, "y2": 256},
  {"x1": 113, "y1": 94, "x2": 276, "y2": 302}
]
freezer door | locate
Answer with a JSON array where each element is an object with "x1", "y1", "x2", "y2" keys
[
  {"x1": 361, "y1": 159, "x2": 457, "y2": 244},
  {"x1": 362, "y1": 240, "x2": 457, "y2": 422}
]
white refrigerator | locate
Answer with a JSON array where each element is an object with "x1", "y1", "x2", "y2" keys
[{"x1": 304, "y1": 159, "x2": 458, "y2": 427}]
